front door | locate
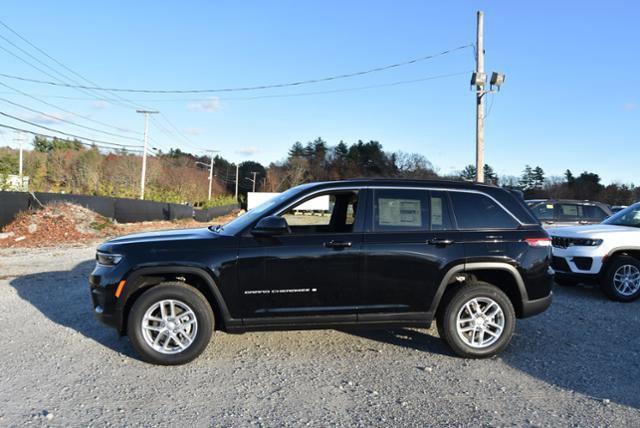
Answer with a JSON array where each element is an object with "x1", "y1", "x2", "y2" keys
[
  {"x1": 360, "y1": 189, "x2": 464, "y2": 319},
  {"x1": 238, "y1": 189, "x2": 364, "y2": 322}
]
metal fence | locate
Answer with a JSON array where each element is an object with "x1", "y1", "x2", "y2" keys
[{"x1": 0, "y1": 191, "x2": 239, "y2": 229}]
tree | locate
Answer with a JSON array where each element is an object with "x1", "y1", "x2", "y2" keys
[
  {"x1": 483, "y1": 164, "x2": 498, "y2": 185},
  {"x1": 459, "y1": 164, "x2": 497, "y2": 184},
  {"x1": 519, "y1": 165, "x2": 534, "y2": 190},
  {"x1": 532, "y1": 166, "x2": 545, "y2": 189},
  {"x1": 288, "y1": 142, "x2": 305, "y2": 159},
  {"x1": 460, "y1": 165, "x2": 476, "y2": 181},
  {"x1": 564, "y1": 169, "x2": 575, "y2": 185}
]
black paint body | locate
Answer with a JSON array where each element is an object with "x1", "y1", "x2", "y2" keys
[{"x1": 90, "y1": 179, "x2": 553, "y2": 334}]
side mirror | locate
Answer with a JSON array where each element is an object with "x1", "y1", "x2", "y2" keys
[{"x1": 251, "y1": 215, "x2": 290, "y2": 237}]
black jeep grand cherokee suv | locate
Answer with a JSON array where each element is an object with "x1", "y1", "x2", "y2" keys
[{"x1": 90, "y1": 179, "x2": 553, "y2": 365}]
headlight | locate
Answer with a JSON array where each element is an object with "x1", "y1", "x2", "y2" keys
[
  {"x1": 551, "y1": 237, "x2": 603, "y2": 248},
  {"x1": 570, "y1": 238, "x2": 603, "y2": 247},
  {"x1": 96, "y1": 251, "x2": 123, "y2": 266}
]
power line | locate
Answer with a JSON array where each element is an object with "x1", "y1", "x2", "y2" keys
[
  {"x1": 0, "y1": 71, "x2": 471, "y2": 102},
  {"x1": 0, "y1": 44, "x2": 473, "y2": 94},
  {"x1": 0, "y1": 97, "x2": 143, "y2": 141},
  {"x1": 0, "y1": 20, "x2": 154, "y2": 111},
  {"x1": 0, "y1": 80, "x2": 142, "y2": 135},
  {"x1": 0, "y1": 111, "x2": 143, "y2": 148},
  {"x1": 0, "y1": 122, "x2": 143, "y2": 152}
]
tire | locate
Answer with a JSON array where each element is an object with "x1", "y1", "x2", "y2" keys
[
  {"x1": 436, "y1": 282, "x2": 516, "y2": 358},
  {"x1": 601, "y1": 255, "x2": 640, "y2": 302},
  {"x1": 127, "y1": 282, "x2": 214, "y2": 365}
]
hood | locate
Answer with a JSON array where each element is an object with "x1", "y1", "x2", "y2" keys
[
  {"x1": 548, "y1": 224, "x2": 639, "y2": 238},
  {"x1": 101, "y1": 227, "x2": 216, "y2": 248}
]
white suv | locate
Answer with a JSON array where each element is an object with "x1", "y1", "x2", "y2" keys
[{"x1": 549, "y1": 202, "x2": 640, "y2": 301}]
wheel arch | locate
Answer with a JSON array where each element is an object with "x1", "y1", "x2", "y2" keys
[
  {"x1": 119, "y1": 266, "x2": 233, "y2": 334},
  {"x1": 430, "y1": 262, "x2": 529, "y2": 318},
  {"x1": 603, "y1": 248, "x2": 640, "y2": 275}
]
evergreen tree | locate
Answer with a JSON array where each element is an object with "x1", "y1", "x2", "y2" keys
[{"x1": 532, "y1": 166, "x2": 545, "y2": 189}]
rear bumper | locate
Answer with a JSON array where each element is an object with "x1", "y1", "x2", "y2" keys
[{"x1": 520, "y1": 292, "x2": 553, "y2": 318}]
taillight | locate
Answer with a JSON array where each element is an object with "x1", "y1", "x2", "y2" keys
[{"x1": 524, "y1": 238, "x2": 552, "y2": 247}]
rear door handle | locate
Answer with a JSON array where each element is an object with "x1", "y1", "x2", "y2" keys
[
  {"x1": 427, "y1": 238, "x2": 454, "y2": 246},
  {"x1": 324, "y1": 240, "x2": 352, "y2": 249}
]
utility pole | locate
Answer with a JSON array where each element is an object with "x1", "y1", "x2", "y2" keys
[
  {"x1": 471, "y1": 11, "x2": 505, "y2": 184},
  {"x1": 136, "y1": 109, "x2": 158, "y2": 200},
  {"x1": 475, "y1": 10, "x2": 485, "y2": 184},
  {"x1": 205, "y1": 149, "x2": 220, "y2": 201},
  {"x1": 14, "y1": 131, "x2": 25, "y2": 191},
  {"x1": 234, "y1": 164, "x2": 239, "y2": 200}
]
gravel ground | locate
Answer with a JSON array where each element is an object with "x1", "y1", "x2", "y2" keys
[{"x1": 0, "y1": 245, "x2": 639, "y2": 427}]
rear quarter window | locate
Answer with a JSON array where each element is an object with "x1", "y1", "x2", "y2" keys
[{"x1": 450, "y1": 192, "x2": 519, "y2": 229}]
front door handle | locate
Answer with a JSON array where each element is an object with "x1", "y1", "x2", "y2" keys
[
  {"x1": 427, "y1": 238, "x2": 454, "y2": 246},
  {"x1": 324, "y1": 240, "x2": 352, "y2": 249}
]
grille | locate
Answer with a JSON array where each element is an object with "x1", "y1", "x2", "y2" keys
[
  {"x1": 552, "y1": 256, "x2": 571, "y2": 272},
  {"x1": 552, "y1": 236, "x2": 569, "y2": 248}
]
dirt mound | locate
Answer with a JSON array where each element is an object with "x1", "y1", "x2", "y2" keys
[
  {"x1": 0, "y1": 203, "x2": 242, "y2": 249},
  {"x1": 0, "y1": 202, "x2": 114, "y2": 248}
]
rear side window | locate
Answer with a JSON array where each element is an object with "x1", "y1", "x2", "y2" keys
[
  {"x1": 372, "y1": 189, "x2": 453, "y2": 231},
  {"x1": 583, "y1": 205, "x2": 608, "y2": 221},
  {"x1": 450, "y1": 192, "x2": 519, "y2": 229}
]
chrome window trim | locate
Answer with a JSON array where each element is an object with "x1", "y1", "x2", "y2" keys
[{"x1": 273, "y1": 185, "x2": 525, "y2": 226}]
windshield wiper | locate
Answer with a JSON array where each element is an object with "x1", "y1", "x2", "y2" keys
[{"x1": 208, "y1": 225, "x2": 223, "y2": 233}]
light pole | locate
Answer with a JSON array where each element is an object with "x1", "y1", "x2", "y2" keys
[
  {"x1": 245, "y1": 171, "x2": 258, "y2": 192},
  {"x1": 204, "y1": 150, "x2": 219, "y2": 201},
  {"x1": 471, "y1": 11, "x2": 505, "y2": 183},
  {"x1": 136, "y1": 109, "x2": 158, "y2": 199}
]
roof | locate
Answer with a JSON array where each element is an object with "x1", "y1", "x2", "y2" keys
[{"x1": 309, "y1": 178, "x2": 498, "y2": 191}]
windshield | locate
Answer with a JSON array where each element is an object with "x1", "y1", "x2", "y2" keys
[
  {"x1": 602, "y1": 203, "x2": 640, "y2": 227},
  {"x1": 216, "y1": 183, "x2": 314, "y2": 235}
]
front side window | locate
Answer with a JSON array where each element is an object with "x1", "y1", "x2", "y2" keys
[
  {"x1": 558, "y1": 204, "x2": 583, "y2": 220},
  {"x1": 528, "y1": 201, "x2": 555, "y2": 221},
  {"x1": 280, "y1": 191, "x2": 358, "y2": 234},
  {"x1": 450, "y1": 192, "x2": 519, "y2": 229}
]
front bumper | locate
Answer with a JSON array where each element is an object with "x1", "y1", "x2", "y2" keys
[
  {"x1": 89, "y1": 268, "x2": 125, "y2": 331},
  {"x1": 551, "y1": 245, "x2": 604, "y2": 275}
]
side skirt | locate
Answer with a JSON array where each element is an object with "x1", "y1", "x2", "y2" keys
[{"x1": 224, "y1": 312, "x2": 433, "y2": 333}]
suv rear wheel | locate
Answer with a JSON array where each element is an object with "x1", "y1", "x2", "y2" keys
[
  {"x1": 602, "y1": 255, "x2": 640, "y2": 302},
  {"x1": 127, "y1": 282, "x2": 214, "y2": 365},
  {"x1": 437, "y1": 282, "x2": 516, "y2": 358}
]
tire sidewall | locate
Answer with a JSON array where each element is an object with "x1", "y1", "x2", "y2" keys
[
  {"x1": 442, "y1": 283, "x2": 516, "y2": 358},
  {"x1": 128, "y1": 283, "x2": 214, "y2": 365},
  {"x1": 603, "y1": 256, "x2": 640, "y2": 302}
]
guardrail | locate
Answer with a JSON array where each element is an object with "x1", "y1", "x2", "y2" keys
[{"x1": 0, "y1": 191, "x2": 239, "y2": 229}]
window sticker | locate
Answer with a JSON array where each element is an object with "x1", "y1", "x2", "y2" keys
[
  {"x1": 431, "y1": 197, "x2": 443, "y2": 226},
  {"x1": 379, "y1": 198, "x2": 422, "y2": 227}
]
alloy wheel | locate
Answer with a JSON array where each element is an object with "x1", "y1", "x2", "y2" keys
[
  {"x1": 613, "y1": 264, "x2": 640, "y2": 296},
  {"x1": 141, "y1": 299, "x2": 199, "y2": 354},
  {"x1": 455, "y1": 297, "x2": 505, "y2": 349}
]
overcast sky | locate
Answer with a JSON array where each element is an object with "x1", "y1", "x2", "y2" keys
[{"x1": 0, "y1": 1, "x2": 638, "y2": 183}]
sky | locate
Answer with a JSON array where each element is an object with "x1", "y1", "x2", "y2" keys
[{"x1": 0, "y1": 1, "x2": 638, "y2": 183}]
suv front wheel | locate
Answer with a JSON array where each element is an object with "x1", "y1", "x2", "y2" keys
[
  {"x1": 602, "y1": 255, "x2": 640, "y2": 302},
  {"x1": 437, "y1": 282, "x2": 516, "y2": 358},
  {"x1": 127, "y1": 282, "x2": 214, "y2": 365}
]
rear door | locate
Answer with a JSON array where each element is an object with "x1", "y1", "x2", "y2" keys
[
  {"x1": 448, "y1": 191, "x2": 524, "y2": 262},
  {"x1": 360, "y1": 188, "x2": 464, "y2": 319}
]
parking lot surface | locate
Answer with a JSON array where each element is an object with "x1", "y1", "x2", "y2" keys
[{"x1": 0, "y1": 246, "x2": 639, "y2": 427}]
